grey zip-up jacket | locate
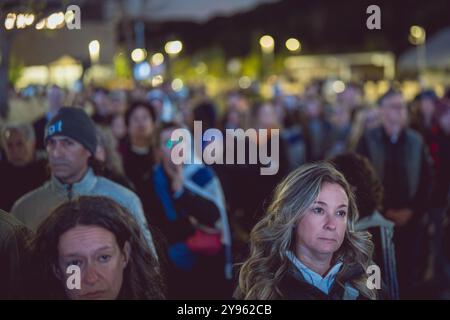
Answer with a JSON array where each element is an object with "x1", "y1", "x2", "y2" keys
[{"x1": 11, "y1": 168, "x2": 156, "y2": 254}]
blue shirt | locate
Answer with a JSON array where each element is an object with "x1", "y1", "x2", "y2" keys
[{"x1": 286, "y1": 251, "x2": 343, "y2": 294}]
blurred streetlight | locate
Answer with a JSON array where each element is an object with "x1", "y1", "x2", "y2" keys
[
  {"x1": 285, "y1": 38, "x2": 301, "y2": 52},
  {"x1": 65, "y1": 10, "x2": 75, "y2": 24},
  {"x1": 332, "y1": 80, "x2": 346, "y2": 94},
  {"x1": 171, "y1": 78, "x2": 184, "y2": 91},
  {"x1": 88, "y1": 40, "x2": 100, "y2": 64},
  {"x1": 409, "y1": 25, "x2": 426, "y2": 45},
  {"x1": 26, "y1": 14, "x2": 35, "y2": 26},
  {"x1": 238, "y1": 76, "x2": 252, "y2": 89},
  {"x1": 134, "y1": 62, "x2": 151, "y2": 81},
  {"x1": 259, "y1": 35, "x2": 274, "y2": 54},
  {"x1": 259, "y1": 35, "x2": 274, "y2": 78},
  {"x1": 164, "y1": 40, "x2": 183, "y2": 56},
  {"x1": 4, "y1": 13, "x2": 16, "y2": 30},
  {"x1": 195, "y1": 62, "x2": 207, "y2": 75},
  {"x1": 16, "y1": 14, "x2": 27, "y2": 29},
  {"x1": 35, "y1": 19, "x2": 45, "y2": 30},
  {"x1": 16, "y1": 14, "x2": 34, "y2": 29},
  {"x1": 152, "y1": 75, "x2": 164, "y2": 87},
  {"x1": 151, "y1": 53, "x2": 164, "y2": 66},
  {"x1": 164, "y1": 41, "x2": 183, "y2": 78},
  {"x1": 227, "y1": 59, "x2": 241, "y2": 75},
  {"x1": 131, "y1": 48, "x2": 147, "y2": 63},
  {"x1": 409, "y1": 25, "x2": 427, "y2": 77},
  {"x1": 47, "y1": 12, "x2": 64, "y2": 29}
]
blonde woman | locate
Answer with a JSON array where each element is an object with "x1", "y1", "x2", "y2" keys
[{"x1": 235, "y1": 162, "x2": 379, "y2": 300}]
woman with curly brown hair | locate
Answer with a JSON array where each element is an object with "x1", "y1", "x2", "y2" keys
[
  {"x1": 331, "y1": 152, "x2": 398, "y2": 299},
  {"x1": 26, "y1": 196, "x2": 166, "y2": 299},
  {"x1": 235, "y1": 162, "x2": 378, "y2": 300}
]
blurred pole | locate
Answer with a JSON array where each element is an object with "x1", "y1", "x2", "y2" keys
[
  {"x1": 417, "y1": 42, "x2": 427, "y2": 85},
  {"x1": 134, "y1": 21, "x2": 145, "y2": 50},
  {"x1": 409, "y1": 25, "x2": 426, "y2": 85},
  {"x1": 259, "y1": 35, "x2": 274, "y2": 79}
]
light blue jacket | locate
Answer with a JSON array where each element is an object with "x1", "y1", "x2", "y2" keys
[{"x1": 11, "y1": 168, "x2": 155, "y2": 253}]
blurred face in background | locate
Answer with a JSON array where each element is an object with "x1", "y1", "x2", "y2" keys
[
  {"x1": 128, "y1": 106, "x2": 154, "y2": 143},
  {"x1": 304, "y1": 83, "x2": 320, "y2": 100},
  {"x1": 331, "y1": 105, "x2": 351, "y2": 129},
  {"x1": 225, "y1": 110, "x2": 241, "y2": 129},
  {"x1": 256, "y1": 103, "x2": 278, "y2": 129},
  {"x1": 380, "y1": 93, "x2": 408, "y2": 137},
  {"x1": 47, "y1": 86, "x2": 64, "y2": 114},
  {"x1": 305, "y1": 98, "x2": 322, "y2": 119},
  {"x1": 56, "y1": 225, "x2": 129, "y2": 300},
  {"x1": 93, "y1": 91, "x2": 112, "y2": 116},
  {"x1": 95, "y1": 145, "x2": 106, "y2": 163},
  {"x1": 364, "y1": 108, "x2": 381, "y2": 130},
  {"x1": 110, "y1": 115, "x2": 127, "y2": 141},
  {"x1": 419, "y1": 98, "x2": 436, "y2": 120},
  {"x1": 158, "y1": 127, "x2": 184, "y2": 170},
  {"x1": 110, "y1": 91, "x2": 127, "y2": 115},
  {"x1": 337, "y1": 86, "x2": 361, "y2": 110},
  {"x1": 3, "y1": 129, "x2": 35, "y2": 167},
  {"x1": 149, "y1": 99, "x2": 163, "y2": 120}
]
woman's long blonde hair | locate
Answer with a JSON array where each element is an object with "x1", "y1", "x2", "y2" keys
[{"x1": 236, "y1": 162, "x2": 377, "y2": 300}]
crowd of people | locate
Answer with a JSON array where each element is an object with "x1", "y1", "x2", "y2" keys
[{"x1": 0, "y1": 79, "x2": 449, "y2": 299}]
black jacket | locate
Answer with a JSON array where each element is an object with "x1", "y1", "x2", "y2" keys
[
  {"x1": 119, "y1": 139, "x2": 155, "y2": 189},
  {"x1": 356, "y1": 126, "x2": 433, "y2": 217},
  {"x1": 0, "y1": 158, "x2": 49, "y2": 211},
  {"x1": 32, "y1": 116, "x2": 47, "y2": 151},
  {"x1": 279, "y1": 264, "x2": 370, "y2": 300},
  {"x1": 0, "y1": 210, "x2": 30, "y2": 299}
]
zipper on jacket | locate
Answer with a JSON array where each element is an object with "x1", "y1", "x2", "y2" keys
[{"x1": 67, "y1": 184, "x2": 73, "y2": 201}]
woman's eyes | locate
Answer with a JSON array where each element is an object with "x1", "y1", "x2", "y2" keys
[
  {"x1": 312, "y1": 207, "x2": 324, "y2": 214},
  {"x1": 66, "y1": 255, "x2": 111, "y2": 267},
  {"x1": 67, "y1": 260, "x2": 82, "y2": 267},
  {"x1": 312, "y1": 207, "x2": 347, "y2": 217},
  {"x1": 99, "y1": 255, "x2": 111, "y2": 263},
  {"x1": 336, "y1": 210, "x2": 347, "y2": 217}
]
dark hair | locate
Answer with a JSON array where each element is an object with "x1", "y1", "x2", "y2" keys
[
  {"x1": 125, "y1": 100, "x2": 157, "y2": 126},
  {"x1": 330, "y1": 153, "x2": 384, "y2": 218},
  {"x1": 377, "y1": 88, "x2": 402, "y2": 107},
  {"x1": 445, "y1": 87, "x2": 450, "y2": 100},
  {"x1": 151, "y1": 121, "x2": 182, "y2": 149},
  {"x1": 414, "y1": 89, "x2": 438, "y2": 102},
  {"x1": 193, "y1": 101, "x2": 217, "y2": 130},
  {"x1": 93, "y1": 87, "x2": 110, "y2": 95},
  {"x1": 26, "y1": 196, "x2": 166, "y2": 299}
]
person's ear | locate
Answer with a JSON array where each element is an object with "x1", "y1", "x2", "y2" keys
[{"x1": 121, "y1": 241, "x2": 131, "y2": 269}]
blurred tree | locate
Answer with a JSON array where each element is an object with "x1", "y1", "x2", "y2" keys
[
  {"x1": 0, "y1": 0, "x2": 86, "y2": 119},
  {"x1": 241, "y1": 52, "x2": 261, "y2": 79},
  {"x1": 8, "y1": 56, "x2": 24, "y2": 85},
  {"x1": 113, "y1": 50, "x2": 132, "y2": 79}
]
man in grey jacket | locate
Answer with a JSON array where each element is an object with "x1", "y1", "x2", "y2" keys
[{"x1": 11, "y1": 107, "x2": 156, "y2": 253}]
